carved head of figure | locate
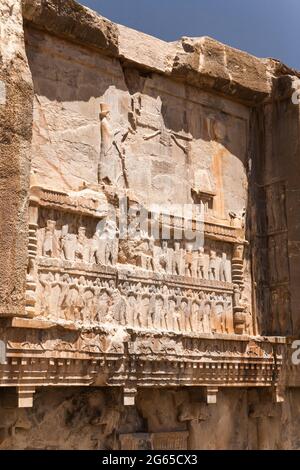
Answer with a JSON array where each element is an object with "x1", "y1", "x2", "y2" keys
[
  {"x1": 62, "y1": 274, "x2": 70, "y2": 283},
  {"x1": 162, "y1": 240, "x2": 168, "y2": 250},
  {"x1": 233, "y1": 244, "x2": 244, "y2": 260},
  {"x1": 46, "y1": 220, "x2": 56, "y2": 232},
  {"x1": 100, "y1": 103, "x2": 110, "y2": 120},
  {"x1": 78, "y1": 276, "x2": 85, "y2": 286},
  {"x1": 174, "y1": 241, "x2": 181, "y2": 252},
  {"x1": 162, "y1": 285, "x2": 169, "y2": 295},
  {"x1": 198, "y1": 246, "x2": 205, "y2": 255},
  {"x1": 185, "y1": 242, "x2": 193, "y2": 253},
  {"x1": 46, "y1": 272, "x2": 54, "y2": 282},
  {"x1": 199, "y1": 291, "x2": 205, "y2": 300},
  {"x1": 121, "y1": 281, "x2": 130, "y2": 295}
]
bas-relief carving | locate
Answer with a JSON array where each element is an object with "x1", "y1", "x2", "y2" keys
[
  {"x1": 98, "y1": 103, "x2": 132, "y2": 189},
  {"x1": 254, "y1": 180, "x2": 292, "y2": 335},
  {"x1": 27, "y1": 192, "x2": 246, "y2": 335},
  {"x1": 265, "y1": 181, "x2": 287, "y2": 234},
  {"x1": 36, "y1": 209, "x2": 119, "y2": 267},
  {"x1": 25, "y1": 54, "x2": 254, "y2": 344},
  {"x1": 120, "y1": 236, "x2": 233, "y2": 282},
  {"x1": 35, "y1": 269, "x2": 235, "y2": 335}
]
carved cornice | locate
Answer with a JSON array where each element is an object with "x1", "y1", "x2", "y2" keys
[{"x1": 0, "y1": 319, "x2": 284, "y2": 392}]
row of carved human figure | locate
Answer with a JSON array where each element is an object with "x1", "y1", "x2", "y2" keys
[
  {"x1": 38, "y1": 219, "x2": 232, "y2": 281},
  {"x1": 38, "y1": 272, "x2": 233, "y2": 334}
]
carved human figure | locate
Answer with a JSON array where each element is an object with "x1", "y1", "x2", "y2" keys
[
  {"x1": 269, "y1": 237, "x2": 278, "y2": 284},
  {"x1": 158, "y1": 241, "x2": 171, "y2": 273},
  {"x1": 42, "y1": 220, "x2": 60, "y2": 258},
  {"x1": 270, "y1": 289, "x2": 280, "y2": 334},
  {"x1": 215, "y1": 302, "x2": 226, "y2": 333},
  {"x1": 154, "y1": 295, "x2": 164, "y2": 330},
  {"x1": 180, "y1": 298, "x2": 192, "y2": 333},
  {"x1": 127, "y1": 293, "x2": 137, "y2": 328},
  {"x1": 198, "y1": 291, "x2": 206, "y2": 333},
  {"x1": 50, "y1": 272, "x2": 62, "y2": 320},
  {"x1": 203, "y1": 299, "x2": 212, "y2": 333},
  {"x1": 98, "y1": 103, "x2": 130, "y2": 188},
  {"x1": 233, "y1": 284, "x2": 241, "y2": 310},
  {"x1": 197, "y1": 247, "x2": 206, "y2": 279},
  {"x1": 224, "y1": 295, "x2": 233, "y2": 333},
  {"x1": 233, "y1": 244, "x2": 244, "y2": 261},
  {"x1": 81, "y1": 282, "x2": 95, "y2": 323},
  {"x1": 102, "y1": 220, "x2": 118, "y2": 266},
  {"x1": 134, "y1": 283, "x2": 144, "y2": 328},
  {"x1": 61, "y1": 232, "x2": 76, "y2": 262},
  {"x1": 75, "y1": 227, "x2": 90, "y2": 264},
  {"x1": 209, "y1": 292, "x2": 218, "y2": 333},
  {"x1": 191, "y1": 252, "x2": 198, "y2": 279},
  {"x1": 185, "y1": 243, "x2": 194, "y2": 277},
  {"x1": 140, "y1": 295, "x2": 150, "y2": 329},
  {"x1": 191, "y1": 300, "x2": 201, "y2": 332},
  {"x1": 137, "y1": 238, "x2": 155, "y2": 271},
  {"x1": 167, "y1": 297, "x2": 177, "y2": 331},
  {"x1": 40, "y1": 272, "x2": 55, "y2": 317},
  {"x1": 91, "y1": 278, "x2": 102, "y2": 321},
  {"x1": 98, "y1": 103, "x2": 113, "y2": 184},
  {"x1": 109, "y1": 289, "x2": 126, "y2": 326},
  {"x1": 172, "y1": 242, "x2": 184, "y2": 276},
  {"x1": 173, "y1": 289, "x2": 182, "y2": 333},
  {"x1": 160, "y1": 285, "x2": 169, "y2": 330},
  {"x1": 148, "y1": 286, "x2": 156, "y2": 330},
  {"x1": 89, "y1": 233, "x2": 102, "y2": 265},
  {"x1": 219, "y1": 252, "x2": 230, "y2": 282},
  {"x1": 267, "y1": 184, "x2": 285, "y2": 232},
  {"x1": 73, "y1": 276, "x2": 88, "y2": 322},
  {"x1": 97, "y1": 290, "x2": 111, "y2": 323},
  {"x1": 209, "y1": 250, "x2": 218, "y2": 281}
]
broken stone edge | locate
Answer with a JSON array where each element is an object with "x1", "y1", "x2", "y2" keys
[{"x1": 22, "y1": 0, "x2": 300, "y2": 105}]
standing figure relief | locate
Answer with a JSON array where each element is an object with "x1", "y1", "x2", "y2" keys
[
  {"x1": 37, "y1": 270, "x2": 235, "y2": 335},
  {"x1": 38, "y1": 217, "x2": 119, "y2": 268}
]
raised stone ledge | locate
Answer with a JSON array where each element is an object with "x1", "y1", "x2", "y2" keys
[
  {"x1": 22, "y1": 0, "x2": 299, "y2": 105},
  {"x1": 0, "y1": 319, "x2": 284, "y2": 404},
  {"x1": 22, "y1": 0, "x2": 119, "y2": 56}
]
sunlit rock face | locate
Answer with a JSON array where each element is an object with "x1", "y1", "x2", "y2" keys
[{"x1": 0, "y1": 0, "x2": 299, "y2": 450}]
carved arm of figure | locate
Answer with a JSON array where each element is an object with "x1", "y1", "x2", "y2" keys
[{"x1": 143, "y1": 130, "x2": 161, "y2": 141}]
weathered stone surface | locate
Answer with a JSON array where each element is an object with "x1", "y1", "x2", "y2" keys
[
  {"x1": 171, "y1": 36, "x2": 272, "y2": 104},
  {"x1": 0, "y1": 0, "x2": 33, "y2": 316},
  {"x1": 21, "y1": 0, "x2": 285, "y2": 105},
  {"x1": 1, "y1": 0, "x2": 300, "y2": 451},
  {"x1": 22, "y1": 0, "x2": 119, "y2": 56}
]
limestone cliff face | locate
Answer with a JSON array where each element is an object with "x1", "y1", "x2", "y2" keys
[
  {"x1": 0, "y1": 1, "x2": 33, "y2": 316},
  {"x1": 0, "y1": 0, "x2": 300, "y2": 451}
]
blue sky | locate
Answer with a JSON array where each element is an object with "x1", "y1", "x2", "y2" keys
[{"x1": 81, "y1": 0, "x2": 300, "y2": 70}]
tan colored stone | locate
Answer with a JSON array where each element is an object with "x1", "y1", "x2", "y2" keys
[{"x1": 0, "y1": 0, "x2": 300, "y2": 451}]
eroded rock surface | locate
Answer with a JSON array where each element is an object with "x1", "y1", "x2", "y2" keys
[{"x1": 0, "y1": 0, "x2": 300, "y2": 450}]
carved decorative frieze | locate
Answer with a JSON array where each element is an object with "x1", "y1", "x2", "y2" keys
[{"x1": 0, "y1": 321, "x2": 284, "y2": 397}]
